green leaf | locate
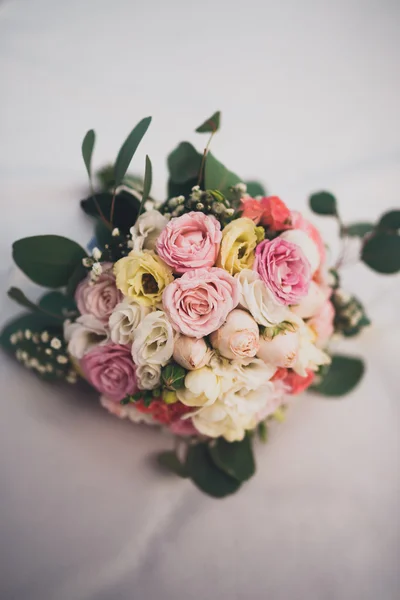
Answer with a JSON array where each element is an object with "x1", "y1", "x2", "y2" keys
[
  {"x1": 81, "y1": 190, "x2": 140, "y2": 233},
  {"x1": 7, "y1": 287, "x2": 42, "y2": 314},
  {"x1": 346, "y1": 222, "x2": 374, "y2": 237},
  {"x1": 257, "y1": 421, "x2": 268, "y2": 443},
  {"x1": 1, "y1": 313, "x2": 61, "y2": 354},
  {"x1": 114, "y1": 117, "x2": 152, "y2": 187},
  {"x1": 361, "y1": 233, "x2": 400, "y2": 274},
  {"x1": 137, "y1": 155, "x2": 152, "y2": 220},
  {"x1": 82, "y1": 129, "x2": 95, "y2": 182},
  {"x1": 94, "y1": 220, "x2": 113, "y2": 249},
  {"x1": 309, "y1": 191, "x2": 337, "y2": 216},
  {"x1": 245, "y1": 181, "x2": 266, "y2": 197},
  {"x1": 66, "y1": 262, "x2": 87, "y2": 297},
  {"x1": 157, "y1": 451, "x2": 188, "y2": 478},
  {"x1": 168, "y1": 142, "x2": 203, "y2": 184},
  {"x1": 195, "y1": 111, "x2": 221, "y2": 133},
  {"x1": 39, "y1": 292, "x2": 77, "y2": 318},
  {"x1": 204, "y1": 152, "x2": 241, "y2": 197},
  {"x1": 378, "y1": 210, "x2": 400, "y2": 232},
  {"x1": 186, "y1": 443, "x2": 242, "y2": 498},
  {"x1": 208, "y1": 434, "x2": 255, "y2": 482},
  {"x1": 311, "y1": 354, "x2": 365, "y2": 396},
  {"x1": 12, "y1": 236, "x2": 87, "y2": 288},
  {"x1": 96, "y1": 164, "x2": 144, "y2": 191}
]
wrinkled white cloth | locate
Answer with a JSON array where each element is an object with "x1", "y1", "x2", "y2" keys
[{"x1": 0, "y1": 1, "x2": 399, "y2": 599}]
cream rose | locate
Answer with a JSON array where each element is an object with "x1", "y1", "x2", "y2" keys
[
  {"x1": 176, "y1": 366, "x2": 221, "y2": 407},
  {"x1": 64, "y1": 314, "x2": 109, "y2": 360},
  {"x1": 130, "y1": 210, "x2": 169, "y2": 252},
  {"x1": 209, "y1": 309, "x2": 259, "y2": 360},
  {"x1": 109, "y1": 300, "x2": 151, "y2": 344},
  {"x1": 292, "y1": 324, "x2": 331, "y2": 376},
  {"x1": 131, "y1": 310, "x2": 174, "y2": 366},
  {"x1": 136, "y1": 363, "x2": 162, "y2": 390}
]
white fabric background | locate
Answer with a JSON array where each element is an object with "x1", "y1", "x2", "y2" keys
[{"x1": 1, "y1": 1, "x2": 399, "y2": 598}]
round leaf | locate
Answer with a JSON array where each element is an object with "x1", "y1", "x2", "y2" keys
[
  {"x1": 12, "y1": 236, "x2": 87, "y2": 288},
  {"x1": 157, "y1": 451, "x2": 188, "y2": 478},
  {"x1": 204, "y1": 152, "x2": 241, "y2": 197},
  {"x1": 378, "y1": 210, "x2": 400, "y2": 232},
  {"x1": 312, "y1": 354, "x2": 365, "y2": 396},
  {"x1": 195, "y1": 111, "x2": 221, "y2": 133},
  {"x1": 209, "y1": 435, "x2": 255, "y2": 482},
  {"x1": 361, "y1": 233, "x2": 400, "y2": 274},
  {"x1": 346, "y1": 222, "x2": 374, "y2": 238},
  {"x1": 186, "y1": 443, "x2": 242, "y2": 498},
  {"x1": 309, "y1": 191, "x2": 337, "y2": 216},
  {"x1": 245, "y1": 181, "x2": 266, "y2": 197},
  {"x1": 167, "y1": 142, "x2": 203, "y2": 184}
]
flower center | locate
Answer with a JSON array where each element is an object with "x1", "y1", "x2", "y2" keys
[{"x1": 142, "y1": 273, "x2": 158, "y2": 294}]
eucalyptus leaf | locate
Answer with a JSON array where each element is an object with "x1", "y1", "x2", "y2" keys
[
  {"x1": 39, "y1": 292, "x2": 77, "y2": 318},
  {"x1": 378, "y1": 209, "x2": 400, "y2": 232},
  {"x1": 66, "y1": 263, "x2": 87, "y2": 297},
  {"x1": 209, "y1": 434, "x2": 255, "y2": 482},
  {"x1": 204, "y1": 152, "x2": 241, "y2": 197},
  {"x1": 81, "y1": 190, "x2": 140, "y2": 232},
  {"x1": 12, "y1": 236, "x2": 87, "y2": 289},
  {"x1": 346, "y1": 222, "x2": 374, "y2": 238},
  {"x1": 81, "y1": 129, "x2": 95, "y2": 182},
  {"x1": 114, "y1": 117, "x2": 152, "y2": 186},
  {"x1": 157, "y1": 451, "x2": 188, "y2": 478},
  {"x1": 361, "y1": 233, "x2": 400, "y2": 274},
  {"x1": 7, "y1": 287, "x2": 42, "y2": 314},
  {"x1": 186, "y1": 443, "x2": 242, "y2": 498},
  {"x1": 195, "y1": 111, "x2": 221, "y2": 133},
  {"x1": 245, "y1": 181, "x2": 266, "y2": 197},
  {"x1": 311, "y1": 354, "x2": 365, "y2": 396},
  {"x1": 137, "y1": 155, "x2": 152, "y2": 220},
  {"x1": 309, "y1": 191, "x2": 337, "y2": 216},
  {"x1": 167, "y1": 142, "x2": 203, "y2": 184}
]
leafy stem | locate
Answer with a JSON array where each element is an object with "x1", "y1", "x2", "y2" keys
[{"x1": 198, "y1": 131, "x2": 215, "y2": 186}]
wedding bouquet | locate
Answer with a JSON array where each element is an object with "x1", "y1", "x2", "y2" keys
[{"x1": 2, "y1": 112, "x2": 399, "y2": 497}]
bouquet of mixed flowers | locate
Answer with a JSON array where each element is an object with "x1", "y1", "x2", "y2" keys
[{"x1": 2, "y1": 112, "x2": 399, "y2": 497}]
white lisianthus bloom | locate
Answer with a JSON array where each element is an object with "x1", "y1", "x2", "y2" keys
[
  {"x1": 292, "y1": 324, "x2": 331, "y2": 376},
  {"x1": 280, "y1": 229, "x2": 320, "y2": 274},
  {"x1": 236, "y1": 269, "x2": 296, "y2": 327},
  {"x1": 210, "y1": 354, "x2": 276, "y2": 394},
  {"x1": 176, "y1": 366, "x2": 221, "y2": 407},
  {"x1": 64, "y1": 314, "x2": 109, "y2": 359},
  {"x1": 136, "y1": 363, "x2": 162, "y2": 390},
  {"x1": 109, "y1": 300, "x2": 151, "y2": 344},
  {"x1": 100, "y1": 395, "x2": 156, "y2": 425},
  {"x1": 130, "y1": 210, "x2": 169, "y2": 252},
  {"x1": 132, "y1": 310, "x2": 174, "y2": 366}
]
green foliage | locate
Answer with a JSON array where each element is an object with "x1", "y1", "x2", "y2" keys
[
  {"x1": 81, "y1": 129, "x2": 96, "y2": 183},
  {"x1": 208, "y1": 434, "x2": 255, "y2": 482},
  {"x1": 245, "y1": 181, "x2": 266, "y2": 197},
  {"x1": 186, "y1": 443, "x2": 242, "y2": 498},
  {"x1": 12, "y1": 235, "x2": 87, "y2": 288},
  {"x1": 66, "y1": 263, "x2": 87, "y2": 297},
  {"x1": 137, "y1": 155, "x2": 152, "y2": 220},
  {"x1": 8, "y1": 287, "x2": 43, "y2": 314},
  {"x1": 114, "y1": 117, "x2": 152, "y2": 187},
  {"x1": 257, "y1": 421, "x2": 268, "y2": 442},
  {"x1": 81, "y1": 190, "x2": 140, "y2": 233},
  {"x1": 346, "y1": 222, "x2": 374, "y2": 238},
  {"x1": 1, "y1": 314, "x2": 58, "y2": 353},
  {"x1": 96, "y1": 164, "x2": 144, "y2": 191},
  {"x1": 361, "y1": 233, "x2": 400, "y2": 274},
  {"x1": 162, "y1": 362, "x2": 186, "y2": 390},
  {"x1": 378, "y1": 209, "x2": 400, "y2": 232},
  {"x1": 38, "y1": 292, "x2": 77, "y2": 319},
  {"x1": 309, "y1": 191, "x2": 337, "y2": 216},
  {"x1": 195, "y1": 111, "x2": 221, "y2": 133},
  {"x1": 312, "y1": 354, "x2": 365, "y2": 396},
  {"x1": 157, "y1": 451, "x2": 188, "y2": 478},
  {"x1": 168, "y1": 142, "x2": 203, "y2": 184},
  {"x1": 204, "y1": 152, "x2": 241, "y2": 197}
]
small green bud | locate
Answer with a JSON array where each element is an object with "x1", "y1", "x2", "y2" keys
[
  {"x1": 162, "y1": 362, "x2": 186, "y2": 390},
  {"x1": 163, "y1": 390, "x2": 178, "y2": 404}
]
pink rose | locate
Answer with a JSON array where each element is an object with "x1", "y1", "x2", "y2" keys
[
  {"x1": 240, "y1": 198, "x2": 264, "y2": 224},
  {"x1": 156, "y1": 212, "x2": 222, "y2": 273},
  {"x1": 81, "y1": 343, "x2": 138, "y2": 402},
  {"x1": 259, "y1": 196, "x2": 292, "y2": 230},
  {"x1": 254, "y1": 238, "x2": 311, "y2": 305},
  {"x1": 291, "y1": 211, "x2": 326, "y2": 266},
  {"x1": 210, "y1": 309, "x2": 260, "y2": 359},
  {"x1": 162, "y1": 267, "x2": 239, "y2": 338},
  {"x1": 75, "y1": 262, "x2": 122, "y2": 324},
  {"x1": 308, "y1": 300, "x2": 335, "y2": 348}
]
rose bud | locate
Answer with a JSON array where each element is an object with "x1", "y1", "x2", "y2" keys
[
  {"x1": 173, "y1": 335, "x2": 212, "y2": 371},
  {"x1": 257, "y1": 330, "x2": 300, "y2": 368},
  {"x1": 291, "y1": 281, "x2": 329, "y2": 319},
  {"x1": 210, "y1": 309, "x2": 260, "y2": 360},
  {"x1": 280, "y1": 229, "x2": 320, "y2": 274}
]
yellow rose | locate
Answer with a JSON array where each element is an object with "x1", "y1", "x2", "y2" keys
[
  {"x1": 114, "y1": 250, "x2": 173, "y2": 307},
  {"x1": 217, "y1": 217, "x2": 264, "y2": 275}
]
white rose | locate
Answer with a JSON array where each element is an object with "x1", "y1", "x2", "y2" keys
[
  {"x1": 210, "y1": 354, "x2": 276, "y2": 394},
  {"x1": 109, "y1": 300, "x2": 151, "y2": 344},
  {"x1": 280, "y1": 229, "x2": 320, "y2": 274},
  {"x1": 64, "y1": 314, "x2": 109, "y2": 359},
  {"x1": 209, "y1": 309, "x2": 259, "y2": 360},
  {"x1": 132, "y1": 310, "x2": 174, "y2": 366},
  {"x1": 136, "y1": 363, "x2": 162, "y2": 390},
  {"x1": 130, "y1": 210, "x2": 169, "y2": 252},
  {"x1": 236, "y1": 269, "x2": 291, "y2": 326},
  {"x1": 173, "y1": 335, "x2": 212, "y2": 370},
  {"x1": 292, "y1": 324, "x2": 331, "y2": 376},
  {"x1": 100, "y1": 395, "x2": 156, "y2": 425},
  {"x1": 291, "y1": 281, "x2": 329, "y2": 319},
  {"x1": 257, "y1": 329, "x2": 300, "y2": 368},
  {"x1": 176, "y1": 366, "x2": 221, "y2": 407}
]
